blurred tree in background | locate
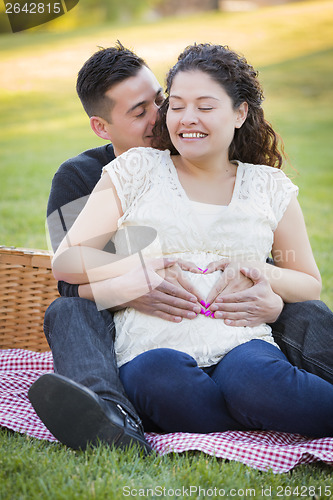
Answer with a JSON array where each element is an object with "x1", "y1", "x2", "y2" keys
[
  {"x1": 0, "y1": 0, "x2": 160, "y2": 33},
  {"x1": 0, "y1": 0, "x2": 301, "y2": 33},
  {"x1": 80, "y1": 0, "x2": 219, "y2": 22},
  {"x1": 155, "y1": 0, "x2": 219, "y2": 16},
  {"x1": 82, "y1": 0, "x2": 159, "y2": 22}
]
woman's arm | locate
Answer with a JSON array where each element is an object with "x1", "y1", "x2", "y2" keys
[
  {"x1": 206, "y1": 193, "x2": 321, "y2": 323},
  {"x1": 52, "y1": 172, "x2": 135, "y2": 283},
  {"x1": 260, "y1": 193, "x2": 321, "y2": 302}
]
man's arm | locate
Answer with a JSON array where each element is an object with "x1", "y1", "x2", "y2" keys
[
  {"x1": 48, "y1": 152, "x2": 202, "y2": 318},
  {"x1": 78, "y1": 259, "x2": 202, "y2": 321},
  {"x1": 47, "y1": 145, "x2": 115, "y2": 298}
]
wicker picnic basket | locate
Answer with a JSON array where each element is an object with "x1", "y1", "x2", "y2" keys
[{"x1": 0, "y1": 246, "x2": 59, "y2": 351}]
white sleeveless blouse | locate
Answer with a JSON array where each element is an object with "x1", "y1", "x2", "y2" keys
[{"x1": 102, "y1": 147, "x2": 298, "y2": 368}]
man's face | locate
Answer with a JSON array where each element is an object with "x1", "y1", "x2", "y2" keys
[{"x1": 103, "y1": 66, "x2": 164, "y2": 156}]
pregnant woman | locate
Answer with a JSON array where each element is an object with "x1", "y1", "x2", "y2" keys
[{"x1": 52, "y1": 44, "x2": 333, "y2": 438}]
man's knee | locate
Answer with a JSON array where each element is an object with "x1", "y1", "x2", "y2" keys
[
  {"x1": 45, "y1": 296, "x2": 96, "y2": 319},
  {"x1": 44, "y1": 296, "x2": 113, "y2": 346}
]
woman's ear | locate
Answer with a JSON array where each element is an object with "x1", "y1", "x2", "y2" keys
[
  {"x1": 90, "y1": 116, "x2": 111, "y2": 140},
  {"x1": 235, "y1": 102, "x2": 248, "y2": 129}
]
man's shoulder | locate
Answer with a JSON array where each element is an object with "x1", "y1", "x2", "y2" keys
[
  {"x1": 58, "y1": 144, "x2": 115, "y2": 177},
  {"x1": 47, "y1": 144, "x2": 115, "y2": 218}
]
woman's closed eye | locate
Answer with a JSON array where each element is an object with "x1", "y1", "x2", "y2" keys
[{"x1": 170, "y1": 106, "x2": 213, "y2": 111}]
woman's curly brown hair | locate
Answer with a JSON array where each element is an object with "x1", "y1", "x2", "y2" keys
[{"x1": 153, "y1": 44, "x2": 285, "y2": 169}]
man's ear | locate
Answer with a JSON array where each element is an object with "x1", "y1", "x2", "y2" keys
[
  {"x1": 235, "y1": 102, "x2": 248, "y2": 129},
  {"x1": 90, "y1": 116, "x2": 111, "y2": 140}
]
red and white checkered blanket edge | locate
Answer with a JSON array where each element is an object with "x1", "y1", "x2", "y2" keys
[{"x1": 1, "y1": 348, "x2": 332, "y2": 474}]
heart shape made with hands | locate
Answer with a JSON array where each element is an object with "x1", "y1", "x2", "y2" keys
[
  {"x1": 199, "y1": 300, "x2": 214, "y2": 318},
  {"x1": 182, "y1": 264, "x2": 223, "y2": 318}
]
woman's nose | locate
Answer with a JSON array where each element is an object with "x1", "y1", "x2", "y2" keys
[{"x1": 180, "y1": 108, "x2": 198, "y2": 125}]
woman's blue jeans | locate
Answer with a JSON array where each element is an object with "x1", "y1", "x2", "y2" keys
[
  {"x1": 119, "y1": 341, "x2": 333, "y2": 438},
  {"x1": 44, "y1": 297, "x2": 333, "y2": 433}
]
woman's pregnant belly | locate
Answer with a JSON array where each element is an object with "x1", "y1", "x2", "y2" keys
[{"x1": 114, "y1": 252, "x2": 276, "y2": 367}]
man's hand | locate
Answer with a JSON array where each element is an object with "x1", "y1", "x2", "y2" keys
[
  {"x1": 208, "y1": 265, "x2": 284, "y2": 327},
  {"x1": 122, "y1": 259, "x2": 203, "y2": 322}
]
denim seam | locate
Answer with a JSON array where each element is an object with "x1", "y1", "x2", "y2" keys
[{"x1": 274, "y1": 334, "x2": 333, "y2": 377}]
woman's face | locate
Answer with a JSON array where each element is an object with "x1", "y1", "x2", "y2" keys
[{"x1": 166, "y1": 70, "x2": 247, "y2": 164}]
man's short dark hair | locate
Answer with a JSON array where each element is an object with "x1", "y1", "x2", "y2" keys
[{"x1": 76, "y1": 41, "x2": 147, "y2": 121}]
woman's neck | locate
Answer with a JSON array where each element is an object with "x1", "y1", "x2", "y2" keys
[
  {"x1": 173, "y1": 154, "x2": 236, "y2": 180},
  {"x1": 171, "y1": 154, "x2": 239, "y2": 206}
]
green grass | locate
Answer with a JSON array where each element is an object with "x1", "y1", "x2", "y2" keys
[
  {"x1": 1, "y1": 429, "x2": 333, "y2": 499},
  {"x1": 1, "y1": 0, "x2": 333, "y2": 491}
]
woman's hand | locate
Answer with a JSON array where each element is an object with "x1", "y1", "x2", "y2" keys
[
  {"x1": 205, "y1": 260, "x2": 253, "y2": 305},
  {"x1": 201, "y1": 261, "x2": 283, "y2": 326}
]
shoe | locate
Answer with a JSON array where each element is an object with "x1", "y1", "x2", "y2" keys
[{"x1": 28, "y1": 373, "x2": 153, "y2": 455}]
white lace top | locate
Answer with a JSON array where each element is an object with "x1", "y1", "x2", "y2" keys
[{"x1": 102, "y1": 147, "x2": 298, "y2": 367}]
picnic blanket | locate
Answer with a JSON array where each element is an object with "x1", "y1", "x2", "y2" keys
[{"x1": 1, "y1": 348, "x2": 332, "y2": 474}]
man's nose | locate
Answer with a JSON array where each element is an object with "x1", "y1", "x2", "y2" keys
[{"x1": 148, "y1": 104, "x2": 159, "y2": 125}]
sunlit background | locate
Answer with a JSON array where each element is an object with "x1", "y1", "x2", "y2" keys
[{"x1": 0, "y1": 0, "x2": 332, "y2": 305}]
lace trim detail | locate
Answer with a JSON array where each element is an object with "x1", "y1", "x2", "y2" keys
[{"x1": 238, "y1": 164, "x2": 298, "y2": 227}]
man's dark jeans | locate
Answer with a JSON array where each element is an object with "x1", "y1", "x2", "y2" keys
[
  {"x1": 43, "y1": 297, "x2": 139, "y2": 422},
  {"x1": 44, "y1": 297, "x2": 333, "y2": 424},
  {"x1": 269, "y1": 300, "x2": 333, "y2": 384}
]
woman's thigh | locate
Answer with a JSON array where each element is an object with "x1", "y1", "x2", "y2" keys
[
  {"x1": 211, "y1": 340, "x2": 333, "y2": 437},
  {"x1": 119, "y1": 348, "x2": 243, "y2": 433}
]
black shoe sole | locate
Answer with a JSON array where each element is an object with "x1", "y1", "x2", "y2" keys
[{"x1": 28, "y1": 374, "x2": 152, "y2": 455}]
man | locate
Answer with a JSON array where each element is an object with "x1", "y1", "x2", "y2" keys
[{"x1": 28, "y1": 43, "x2": 333, "y2": 454}]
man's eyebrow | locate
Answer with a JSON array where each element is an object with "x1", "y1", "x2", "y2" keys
[{"x1": 127, "y1": 88, "x2": 164, "y2": 114}]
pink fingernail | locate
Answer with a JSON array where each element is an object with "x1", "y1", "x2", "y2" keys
[
  {"x1": 197, "y1": 267, "x2": 203, "y2": 271},
  {"x1": 200, "y1": 300, "x2": 207, "y2": 307},
  {"x1": 203, "y1": 268, "x2": 208, "y2": 273},
  {"x1": 205, "y1": 311, "x2": 211, "y2": 317},
  {"x1": 200, "y1": 308, "x2": 206, "y2": 314},
  {"x1": 206, "y1": 302, "x2": 211, "y2": 307},
  {"x1": 211, "y1": 313, "x2": 215, "y2": 318}
]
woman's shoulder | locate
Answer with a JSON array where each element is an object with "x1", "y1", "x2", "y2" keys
[
  {"x1": 117, "y1": 147, "x2": 168, "y2": 162},
  {"x1": 240, "y1": 162, "x2": 288, "y2": 178},
  {"x1": 239, "y1": 162, "x2": 297, "y2": 187},
  {"x1": 238, "y1": 161, "x2": 298, "y2": 205},
  {"x1": 102, "y1": 147, "x2": 168, "y2": 179}
]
